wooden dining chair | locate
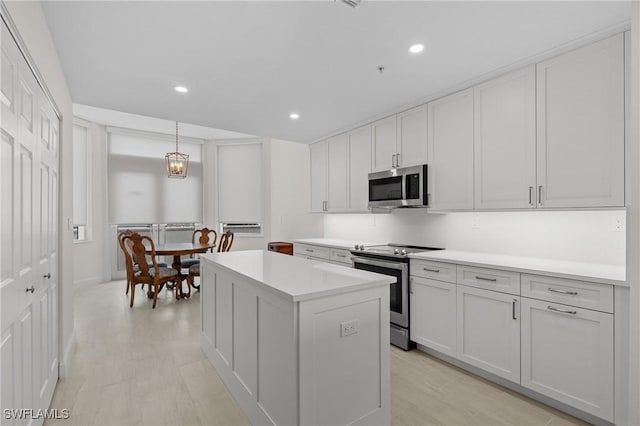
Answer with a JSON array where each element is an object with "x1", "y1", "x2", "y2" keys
[
  {"x1": 181, "y1": 227, "x2": 217, "y2": 269},
  {"x1": 217, "y1": 230, "x2": 234, "y2": 252},
  {"x1": 123, "y1": 232, "x2": 178, "y2": 309},
  {"x1": 187, "y1": 231, "x2": 233, "y2": 292}
]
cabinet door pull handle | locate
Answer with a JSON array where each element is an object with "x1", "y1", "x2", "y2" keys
[
  {"x1": 43, "y1": 273, "x2": 51, "y2": 279},
  {"x1": 512, "y1": 299, "x2": 517, "y2": 320},
  {"x1": 423, "y1": 268, "x2": 440, "y2": 273},
  {"x1": 547, "y1": 305, "x2": 577, "y2": 315},
  {"x1": 26, "y1": 286, "x2": 35, "y2": 293},
  {"x1": 475, "y1": 276, "x2": 497, "y2": 282},
  {"x1": 548, "y1": 287, "x2": 578, "y2": 296},
  {"x1": 528, "y1": 186, "x2": 533, "y2": 206},
  {"x1": 538, "y1": 185, "x2": 543, "y2": 205},
  {"x1": 336, "y1": 254, "x2": 346, "y2": 258},
  {"x1": 396, "y1": 153, "x2": 401, "y2": 166}
]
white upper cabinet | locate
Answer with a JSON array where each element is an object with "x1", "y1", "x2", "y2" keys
[
  {"x1": 310, "y1": 141, "x2": 328, "y2": 212},
  {"x1": 396, "y1": 105, "x2": 428, "y2": 168},
  {"x1": 474, "y1": 66, "x2": 536, "y2": 209},
  {"x1": 427, "y1": 88, "x2": 474, "y2": 211},
  {"x1": 347, "y1": 125, "x2": 372, "y2": 212},
  {"x1": 327, "y1": 134, "x2": 348, "y2": 212},
  {"x1": 536, "y1": 34, "x2": 624, "y2": 208},
  {"x1": 371, "y1": 116, "x2": 397, "y2": 172}
]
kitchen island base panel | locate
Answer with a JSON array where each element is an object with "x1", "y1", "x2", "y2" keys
[{"x1": 200, "y1": 260, "x2": 390, "y2": 426}]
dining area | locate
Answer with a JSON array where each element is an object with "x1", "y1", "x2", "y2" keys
[{"x1": 117, "y1": 228, "x2": 235, "y2": 309}]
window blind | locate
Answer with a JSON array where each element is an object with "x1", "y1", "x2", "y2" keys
[
  {"x1": 217, "y1": 142, "x2": 263, "y2": 223},
  {"x1": 108, "y1": 129, "x2": 203, "y2": 224}
]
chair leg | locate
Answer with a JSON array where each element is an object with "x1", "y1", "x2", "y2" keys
[
  {"x1": 126, "y1": 278, "x2": 130, "y2": 295},
  {"x1": 129, "y1": 283, "x2": 135, "y2": 308},
  {"x1": 152, "y1": 282, "x2": 159, "y2": 309},
  {"x1": 185, "y1": 274, "x2": 192, "y2": 298}
]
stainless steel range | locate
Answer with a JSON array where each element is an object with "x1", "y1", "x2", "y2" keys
[{"x1": 351, "y1": 243, "x2": 443, "y2": 350}]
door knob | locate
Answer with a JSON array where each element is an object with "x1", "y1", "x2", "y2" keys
[
  {"x1": 43, "y1": 273, "x2": 51, "y2": 279},
  {"x1": 26, "y1": 286, "x2": 35, "y2": 293}
]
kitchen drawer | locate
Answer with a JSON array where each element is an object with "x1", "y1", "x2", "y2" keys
[
  {"x1": 457, "y1": 265, "x2": 520, "y2": 295},
  {"x1": 521, "y1": 274, "x2": 613, "y2": 313},
  {"x1": 330, "y1": 248, "x2": 352, "y2": 265},
  {"x1": 410, "y1": 260, "x2": 456, "y2": 283},
  {"x1": 293, "y1": 243, "x2": 330, "y2": 260}
]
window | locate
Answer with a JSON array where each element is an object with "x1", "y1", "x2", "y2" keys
[
  {"x1": 107, "y1": 128, "x2": 203, "y2": 224},
  {"x1": 72, "y1": 121, "x2": 90, "y2": 241},
  {"x1": 217, "y1": 141, "x2": 263, "y2": 236}
]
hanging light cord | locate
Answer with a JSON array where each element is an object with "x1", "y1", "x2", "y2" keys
[{"x1": 175, "y1": 121, "x2": 179, "y2": 152}]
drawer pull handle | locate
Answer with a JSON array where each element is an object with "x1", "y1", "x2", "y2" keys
[
  {"x1": 547, "y1": 305, "x2": 577, "y2": 315},
  {"x1": 336, "y1": 254, "x2": 347, "y2": 258},
  {"x1": 548, "y1": 287, "x2": 578, "y2": 296},
  {"x1": 423, "y1": 268, "x2": 440, "y2": 273},
  {"x1": 305, "y1": 249, "x2": 314, "y2": 253},
  {"x1": 475, "y1": 276, "x2": 497, "y2": 282}
]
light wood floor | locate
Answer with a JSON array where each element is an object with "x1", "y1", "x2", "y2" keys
[{"x1": 46, "y1": 280, "x2": 588, "y2": 426}]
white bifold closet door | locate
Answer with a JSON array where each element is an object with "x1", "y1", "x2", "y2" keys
[{"x1": 1, "y1": 18, "x2": 59, "y2": 425}]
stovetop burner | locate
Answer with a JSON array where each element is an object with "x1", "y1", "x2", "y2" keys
[{"x1": 351, "y1": 243, "x2": 443, "y2": 259}]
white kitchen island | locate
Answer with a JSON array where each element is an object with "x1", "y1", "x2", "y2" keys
[{"x1": 199, "y1": 250, "x2": 392, "y2": 426}]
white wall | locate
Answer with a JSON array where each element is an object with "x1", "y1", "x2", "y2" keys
[
  {"x1": 4, "y1": 1, "x2": 75, "y2": 374},
  {"x1": 73, "y1": 120, "x2": 108, "y2": 288},
  {"x1": 203, "y1": 138, "x2": 322, "y2": 250},
  {"x1": 325, "y1": 209, "x2": 626, "y2": 265},
  {"x1": 270, "y1": 139, "x2": 323, "y2": 242},
  {"x1": 627, "y1": 3, "x2": 640, "y2": 424}
]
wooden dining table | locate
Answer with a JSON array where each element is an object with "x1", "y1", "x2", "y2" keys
[{"x1": 145, "y1": 242, "x2": 215, "y2": 299}]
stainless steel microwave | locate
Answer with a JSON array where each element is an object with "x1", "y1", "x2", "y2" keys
[{"x1": 368, "y1": 164, "x2": 428, "y2": 209}]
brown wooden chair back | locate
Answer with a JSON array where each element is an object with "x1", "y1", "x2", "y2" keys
[
  {"x1": 118, "y1": 230, "x2": 135, "y2": 293},
  {"x1": 192, "y1": 228, "x2": 217, "y2": 254},
  {"x1": 218, "y1": 231, "x2": 234, "y2": 252},
  {"x1": 124, "y1": 233, "x2": 157, "y2": 279}
]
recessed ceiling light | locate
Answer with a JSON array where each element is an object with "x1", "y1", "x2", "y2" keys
[
  {"x1": 409, "y1": 44, "x2": 424, "y2": 54},
  {"x1": 174, "y1": 86, "x2": 188, "y2": 93},
  {"x1": 289, "y1": 113, "x2": 300, "y2": 120}
]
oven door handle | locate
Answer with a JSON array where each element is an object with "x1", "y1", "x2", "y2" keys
[{"x1": 352, "y1": 256, "x2": 407, "y2": 271}]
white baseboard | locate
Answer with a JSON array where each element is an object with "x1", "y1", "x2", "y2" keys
[
  {"x1": 74, "y1": 276, "x2": 102, "y2": 290},
  {"x1": 58, "y1": 329, "x2": 76, "y2": 378}
]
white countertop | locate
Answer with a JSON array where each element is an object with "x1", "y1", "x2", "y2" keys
[
  {"x1": 200, "y1": 250, "x2": 394, "y2": 301},
  {"x1": 410, "y1": 250, "x2": 627, "y2": 286},
  {"x1": 293, "y1": 238, "x2": 385, "y2": 250}
]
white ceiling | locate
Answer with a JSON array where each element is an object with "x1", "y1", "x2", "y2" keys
[{"x1": 41, "y1": 1, "x2": 631, "y2": 143}]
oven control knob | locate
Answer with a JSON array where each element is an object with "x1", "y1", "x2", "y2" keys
[
  {"x1": 358, "y1": 245, "x2": 363, "y2": 250},
  {"x1": 393, "y1": 248, "x2": 400, "y2": 255},
  {"x1": 401, "y1": 249, "x2": 407, "y2": 256},
  {"x1": 354, "y1": 245, "x2": 359, "y2": 250}
]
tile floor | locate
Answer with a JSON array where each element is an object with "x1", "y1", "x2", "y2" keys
[{"x1": 46, "y1": 280, "x2": 587, "y2": 426}]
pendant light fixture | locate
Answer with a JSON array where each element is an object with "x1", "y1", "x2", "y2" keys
[{"x1": 165, "y1": 121, "x2": 189, "y2": 178}]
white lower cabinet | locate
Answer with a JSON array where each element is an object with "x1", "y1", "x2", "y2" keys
[
  {"x1": 410, "y1": 276, "x2": 456, "y2": 357},
  {"x1": 521, "y1": 297, "x2": 614, "y2": 421},
  {"x1": 456, "y1": 285, "x2": 520, "y2": 383}
]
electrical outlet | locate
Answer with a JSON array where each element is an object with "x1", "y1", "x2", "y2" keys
[
  {"x1": 340, "y1": 319, "x2": 359, "y2": 337},
  {"x1": 471, "y1": 214, "x2": 480, "y2": 229},
  {"x1": 614, "y1": 218, "x2": 625, "y2": 232}
]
